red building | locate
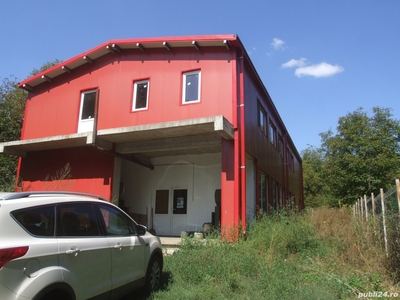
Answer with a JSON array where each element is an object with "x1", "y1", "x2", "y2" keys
[{"x1": 0, "y1": 34, "x2": 303, "y2": 236}]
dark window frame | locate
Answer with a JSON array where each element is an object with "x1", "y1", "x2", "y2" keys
[
  {"x1": 258, "y1": 102, "x2": 267, "y2": 136},
  {"x1": 269, "y1": 121, "x2": 277, "y2": 147}
]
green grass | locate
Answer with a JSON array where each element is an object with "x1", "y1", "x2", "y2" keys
[{"x1": 145, "y1": 208, "x2": 399, "y2": 300}]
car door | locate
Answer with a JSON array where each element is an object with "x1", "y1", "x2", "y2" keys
[
  {"x1": 97, "y1": 203, "x2": 147, "y2": 293},
  {"x1": 57, "y1": 203, "x2": 112, "y2": 300}
]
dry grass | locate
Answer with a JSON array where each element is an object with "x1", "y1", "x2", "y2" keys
[
  {"x1": 307, "y1": 207, "x2": 399, "y2": 292},
  {"x1": 154, "y1": 206, "x2": 399, "y2": 299}
]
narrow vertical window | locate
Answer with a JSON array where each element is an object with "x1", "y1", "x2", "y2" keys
[
  {"x1": 182, "y1": 70, "x2": 201, "y2": 104},
  {"x1": 289, "y1": 153, "x2": 295, "y2": 171},
  {"x1": 269, "y1": 121, "x2": 276, "y2": 147},
  {"x1": 271, "y1": 179, "x2": 278, "y2": 210},
  {"x1": 133, "y1": 80, "x2": 149, "y2": 111},
  {"x1": 258, "y1": 103, "x2": 266, "y2": 135},
  {"x1": 78, "y1": 89, "x2": 98, "y2": 133},
  {"x1": 173, "y1": 189, "x2": 187, "y2": 214},
  {"x1": 280, "y1": 186, "x2": 285, "y2": 208},
  {"x1": 278, "y1": 135, "x2": 284, "y2": 157},
  {"x1": 81, "y1": 91, "x2": 96, "y2": 120},
  {"x1": 259, "y1": 171, "x2": 268, "y2": 213}
]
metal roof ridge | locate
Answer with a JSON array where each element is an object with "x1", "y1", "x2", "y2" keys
[{"x1": 18, "y1": 34, "x2": 238, "y2": 89}]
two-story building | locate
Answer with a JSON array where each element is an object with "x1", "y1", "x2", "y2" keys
[{"x1": 0, "y1": 34, "x2": 303, "y2": 236}]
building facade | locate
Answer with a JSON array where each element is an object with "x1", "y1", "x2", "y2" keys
[{"x1": 0, "y1": 35, "x2": 303, "y2": 236}]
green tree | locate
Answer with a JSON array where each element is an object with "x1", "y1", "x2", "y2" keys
[
  {"x1": 29, "y1": 59, "x2": 62, "y2": 76},
  {"x1": 320, "y1": 107, "x2": 400, "y2": 206},
  {"x1": 0, "y1": 59, "x2": 62, "y2": 191},
  {"x1": 0, "y1": 76, "x2": 27, "y2": 191},
  {"x1": 301, "y1": 146, "x2": 333, "y2": 207}
]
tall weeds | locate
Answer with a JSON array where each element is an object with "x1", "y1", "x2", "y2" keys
[
  {"x1": 155, "y1": 207, "x2": 398, "y2": 300},
  {"x1": 386, "y1": 215, "x2": 400, "y2": 282}
]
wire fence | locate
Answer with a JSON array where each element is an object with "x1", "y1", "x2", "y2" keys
[{"x1": 353, "y1": 179, "x2": 400, "y2": 258}]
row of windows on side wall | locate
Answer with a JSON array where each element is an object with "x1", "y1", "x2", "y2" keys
[
  {"x1": 258, "y1": 102, "x2": 286, "y2": 158},
  {"x1": 259, "y1": 171, "x2": 295, "y2": 212},
  {"x1": 257, "y1": 101, "x2": 295, "y2": 171},
  {"x1": 132, "y1": 70, "x2": 201, "y2": 111}
]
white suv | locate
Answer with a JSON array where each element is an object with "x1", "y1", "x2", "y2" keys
[{"x1": 0, "y1": 192, "x2": 163, "y2": 300}]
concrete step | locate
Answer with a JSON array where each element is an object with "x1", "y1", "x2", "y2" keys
[{"x1": 160, "y1": 236, "x2": 181, "y2": 256}]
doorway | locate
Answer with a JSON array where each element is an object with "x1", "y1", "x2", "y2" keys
[{"x1": 153, "y1": 188, "x2": 188, "y2": 236}]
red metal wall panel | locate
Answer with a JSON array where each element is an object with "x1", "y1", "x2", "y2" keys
[
  {"x1": 21, "y1": 48, "x2": 234, "y2": 140},
  {"x1": 241, "y1": 59, "x2": 303, "y2": 208},
  {"x1": 18, "y1": 147, "x2": 114, "y2": 200},
  {"x1": 221, "y1": 138, "x2": 237, "y2": 232}
]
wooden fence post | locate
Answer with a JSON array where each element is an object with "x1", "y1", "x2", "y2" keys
[
  {"x1": 361, "y1": 197, "x2": 364, "y2": 221},
  {"x1": 357, "y1": 198, "x2": 360, "y2": 218},
  {"x1": 364, "y1": 195, "x2": 368, "y2": 221},
  {"x1": 380, "y1": 188, "x2": 388, "y2": 257},
  {"x1": 371, "y1": 192, "x2": 375, "y2": 217}
]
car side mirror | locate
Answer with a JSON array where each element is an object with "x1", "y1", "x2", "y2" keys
[{"x1": 136, "y1": 224, "x2": 147, "y2": 236}]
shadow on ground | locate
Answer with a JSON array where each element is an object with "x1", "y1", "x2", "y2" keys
[{"x1": 118, "y1": 271, "x2": 172, "y2": 300}]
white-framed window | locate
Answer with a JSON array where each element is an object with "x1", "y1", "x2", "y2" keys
[
  {"x1": 78, "y1": 89, "x2": 97, "y2": 133},
  {"x1": 132, "y1": 80, "x2": 149, "y2": 111},
  {"x1": 182, "y1": 70, "x2": 201, "y2": 104},
  {"x1": 80, "y1": 90, "x2": 96, "y2": 121}
]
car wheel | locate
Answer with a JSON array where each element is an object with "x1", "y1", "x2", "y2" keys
[
  {"x1": 38, "y1": 290, "x2": 72, "y2": 300},
  {"x1": 145, "y1": 255, "x2": 162, "y2": 293}
]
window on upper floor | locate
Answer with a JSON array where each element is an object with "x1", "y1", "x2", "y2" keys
[
  {"x1": 78, "y1": 89, "x2": 98, "y2": 133},
  {"x1": 258, "y1": 103, "x2": 267, "y2": 135},
  {"x1": 132, "y1": 80, "x2": 149, "y2": 111},
  {"x1": 269, "y1": 121, "x2": 276, "y2": 147},
  {"x1": 289, "y1": 152, "x2": 295, "y2": 172},
  {"x1": 80, "y1": 90, "x2": 96, "y2": 120},
  {"x1": 278, "y1": 134, "x2": 284, "y2": 158},
  {"x1": 182, "y1": 70, "x2": 201, "y2": 104}
]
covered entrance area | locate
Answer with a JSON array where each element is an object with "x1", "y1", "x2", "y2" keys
[
  {"x1": 0, "y1": 115, "x2": 234, "y2": 236},
  {"x1": 119, "y1": 152, "x2": 223, "y2": 236},
  {"x1": 103, "y1": 116, "x2": 233, "y2": 236}
]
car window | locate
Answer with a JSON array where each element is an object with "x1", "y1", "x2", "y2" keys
[
  {"x1": 11, "y1": 205, "x2": 55, "y2": 237},
  {"x1": 98, "y1": 204, "x2": 136, "y2": 236},
  {"x1": 57, "y1": 203, "x2": 100, "y2": 237}
]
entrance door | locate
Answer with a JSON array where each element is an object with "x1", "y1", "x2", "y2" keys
[{"x1": 153, "y1": 188, "x2": 188, "y2": 236}]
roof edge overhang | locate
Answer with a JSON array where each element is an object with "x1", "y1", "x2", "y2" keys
[
  {"x1": 19, "y1": 34, "x2": 240, "y2": 91},
  {"x1": 0, "y1": 116, "x2": 234, "y2": 157}
]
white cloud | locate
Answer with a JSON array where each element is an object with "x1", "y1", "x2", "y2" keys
[
  {"x1": 271, "y1": 38, "x2": 286, "y2": 51},
  {"x1": 282, "y1": 58, "x2": 344, "y2": 78},
  {"x1": 281, "y1": 58, "x2": 307, "y2": 68},
  {"x1": 295, "y1": 62, "x2": 344, "y2": 78}
]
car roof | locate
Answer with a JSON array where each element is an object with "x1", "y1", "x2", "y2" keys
[{"x1": 0, "y1": 191, "x2": 107, "y2": 201}]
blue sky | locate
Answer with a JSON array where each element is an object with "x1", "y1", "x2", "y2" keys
[{"x1": 1, "y1": 0, "x2": 399, "y2": 152}]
